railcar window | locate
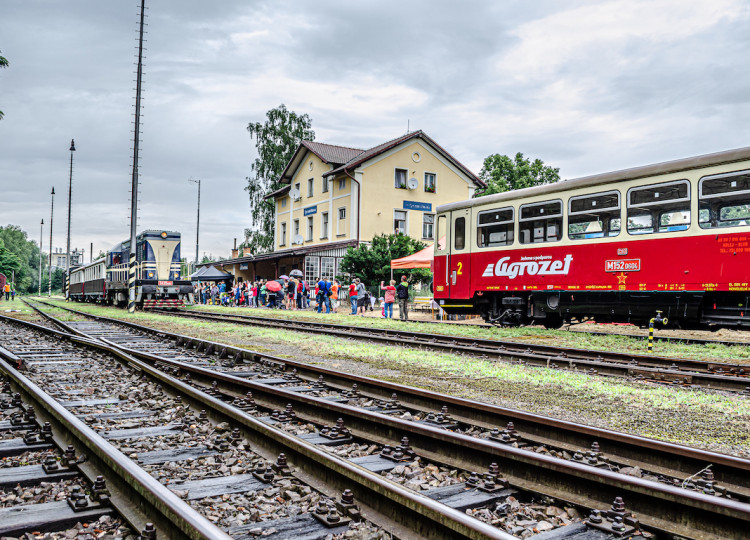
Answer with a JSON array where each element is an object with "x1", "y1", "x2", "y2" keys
[
  {"x1": 699, "y1": 170, "x2": 750, "y2": 229},
  {"x1": 477, "y1": 207, "x2": 514, "y2": 247},
  {"x1": 568, "y1": 191, "x2": 620, "y2": 240},
  {"x1": 519, "y1": 200, "x2": 562, "y2": 244},
  {"x1": 627, "y1": 180, "x2": 690, "y2": 234},
  {"x1": 454, "y1": 217, "x2": 466, "y2": 250}
]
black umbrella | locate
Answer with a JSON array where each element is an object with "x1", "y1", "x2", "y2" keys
[{"x1": 289, "y1": 269, "x2": 303, "y2": 277}]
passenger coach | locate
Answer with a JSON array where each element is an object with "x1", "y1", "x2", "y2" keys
[{"x1": 434, "y1": 147, "x2": 750, "y2": 328}]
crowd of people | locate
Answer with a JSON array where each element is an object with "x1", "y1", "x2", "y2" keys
[{"x1": 192, "y1": 274, "x2": 412, "y2": 320}]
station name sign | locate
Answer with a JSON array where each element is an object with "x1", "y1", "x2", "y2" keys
[
  {"x1": 304, "y1": 205, "x2": 317, "y2": 216},
  {"x1": 403, "y1": 201, "x2": 432, "y2": 212}
]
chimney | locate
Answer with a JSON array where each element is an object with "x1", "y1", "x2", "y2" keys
[
  {"x1": 242, "y1": 247, "x2": 252, "y2": 257},
  {"x1": 231, "y1": 237, "x2": 239, "y2": 258}
]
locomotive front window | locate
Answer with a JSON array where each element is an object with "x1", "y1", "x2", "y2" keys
[
  {"x1": 627, "y1": 180, "x2": 690, "y2": 235},
  {"x1": 699, "y1": 170, "x2": 750, "y2": 229},
  {"x1": 568, "y1": 191, "x2": 620, "y2": 240},
  {"x1": 477, "y1": 207, "x2": 514, "y2": 248},
  {"x1": 519, "y1": 200, "x2": 562, "y2": 244}
]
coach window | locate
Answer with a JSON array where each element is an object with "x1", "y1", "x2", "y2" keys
[
  {"x1": 519, "y1": 200, "x2": 562, "y2": 244},
  {"x1": 454, "y1": 217, "x2": 466, "y2": 250},
  {"x1": 699, "y1": 169, "x2": 750, "y2": 229},
  {"x1": 477, "y1": 207, "x2": 514, "y2": 247},
  {"x1": 568, "y1": 191, "x2": 620, "y2": 240},
  {"x1": 627, "y1": 180, "x2": 690, "y2": 235}
]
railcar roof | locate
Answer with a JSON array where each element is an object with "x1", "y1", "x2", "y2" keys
[
  {"x1": 437, "y1": 145, "x2": 750, "y2": 213},
  {"x1": 69, "y1": 258, "x2": 106, "y2": 273}
]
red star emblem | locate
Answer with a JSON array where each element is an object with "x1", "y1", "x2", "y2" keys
[{"x1": 616, "y1": 272, "x2": 628, "y2": 284}]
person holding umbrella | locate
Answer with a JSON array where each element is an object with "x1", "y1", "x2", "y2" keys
[{"x1": 265, "y1": 279, "x2": 283, "y2": 308}]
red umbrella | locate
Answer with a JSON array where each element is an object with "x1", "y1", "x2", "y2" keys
[{"x1": 265, "y1": 280, "x2": 282, "y2": 292}]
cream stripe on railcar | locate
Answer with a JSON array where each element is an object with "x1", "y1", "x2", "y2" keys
[
  {"x1": 145, "y1": 239, "x2": 179, "y2": 281},
  {"x1": 464, "y1": 154, "x2": 750, "y2": 254}
]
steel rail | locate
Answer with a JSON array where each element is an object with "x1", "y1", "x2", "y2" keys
[
  {"x1": 18, "y1": 307, "x2": 750, "y2": 539},
  {"x1": 1, "y1": 313, "x2": 513, "y2": 540},
  {"x1": 154, "y1": 308, "x2": 750, "y2": 392},
  {"x1": 0, "y1": 343, "x2": 231, "y2": 540}
]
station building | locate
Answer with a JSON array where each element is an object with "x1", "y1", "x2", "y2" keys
[{"x1": 210, "y1": 130, "x2": 483, "y2": 283}]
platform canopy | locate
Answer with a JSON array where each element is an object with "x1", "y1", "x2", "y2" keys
[
  {"x1": 191, "y1": 265, "x2": 233, "y2": 281},
  {"x1": 390, "y1": 243, "x2": 434, "y2": 270}
]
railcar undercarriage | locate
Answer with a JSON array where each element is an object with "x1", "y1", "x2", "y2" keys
[{"x1": 475, "y1": 291, "x2": 750, "y2": 329}]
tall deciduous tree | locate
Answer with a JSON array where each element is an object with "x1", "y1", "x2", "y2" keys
[
  {"x1": 0, "y1": 225, "x2": 43, "y2": 293},
  {"x1": 244, "y1": 105, "x2": 315, "y2": 254},
  {"x1": 338, "y1": 234, "x2": 431, "y2": 287},
  {"x1": 476, "y1": 152, "x2": 560, "y2": 197},
  {"x1": 0, "y1": 50, "x2": 8, "y2": 120}
]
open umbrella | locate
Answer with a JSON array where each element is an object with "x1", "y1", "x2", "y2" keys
[
  {"x1": 289, "y1": 269, "x2": 303, "y2": 277},
  {"x1": 265, "y1": 280, "x2": 282, "y2": 292},
  {"x1": 278, "y1": 274, "x2": 289, "y2": 280}
]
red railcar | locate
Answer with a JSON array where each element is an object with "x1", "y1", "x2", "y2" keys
[{"x1": 434, "y1": 147, "x2": 750, "y2": 328}]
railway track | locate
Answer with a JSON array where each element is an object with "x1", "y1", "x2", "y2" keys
[
  {"x1": 2, "y1": 312, "x2": 504, "y2": 539},
  {"x1": 15, "y1": 300, "x2": 750, "y2": 539},
  {"x1": 0, "y1": 332, "x2": 231, "y2": 538},
  {"x1": 150, "y1": 307, "x2": 750, "y2": 393}
]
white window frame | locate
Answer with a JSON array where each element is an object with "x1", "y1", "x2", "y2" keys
[
  {"x1": 422, "y1": 213, "x2": 435, "y2": 239},
  {"x1": 321, "y1": 212, "x2": 329, "y2": 239},
  {"x1": 424, "y1": 172, "x2": 437, "y2": 193},
  {"x1": 394, "y1": 209, "x2": 408, "y2": 234},
  {"x1": 338, "y1": 178, "x2": 346, "y2": 191},
  {"x1": 293, "y1": 219, "x2": 300, "y2": 239},
  {"x1": 337, "y1": 207, "x2": 346, "y2": 236},
  {"x1": 280, "y1": 197, "x2": 286, "y2": 208},
  {"x1": 394, "y1": 168, "x2": 407, "y2": 189},
  {"x1": 306, "y1": 216, "x2": 314, "y2": 241},
  {"x1": 307, "y1": 178, "x2": 314, "y2": 197},
  {"x1": 322, "y1": 177, "x2": 329, "y2": 193},
  {"x1": 280, "y1": 222, "x2": 287, "y2": 246}
]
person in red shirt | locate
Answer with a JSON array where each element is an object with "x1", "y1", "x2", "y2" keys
[
  {"x1": 348, "y1": 281, "x2": 357, "y2": 315},
  {"x1": 380, "y1": 280, "x2": 396, "y2": 318}
]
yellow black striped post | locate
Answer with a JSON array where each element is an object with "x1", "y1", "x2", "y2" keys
[
  {"x1": 648, "y1": 311, "x2": 667, "y2": 354},
  {"x1": 128, "y1": 253, "x2": 137, "y2": 313}
]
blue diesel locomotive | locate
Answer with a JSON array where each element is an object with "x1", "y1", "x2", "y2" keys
[{"x1": 69, "y1": 230, "x2": 193, "y2": 308}]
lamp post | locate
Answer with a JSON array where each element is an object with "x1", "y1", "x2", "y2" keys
[
  {"x1": 48, "y1": 187, "x2": 55, "y2": 297},
  {"x1": 38, "y1": 219, "x2": 44, "y2": 297},
  {"x1": 66, "y1": 139, "x2": 75, "y2": 301},
  {"x1": 188, "y1": 178, "x2": 201, "y2": 271}
]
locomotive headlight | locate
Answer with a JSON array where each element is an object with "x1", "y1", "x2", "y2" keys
[
  {"x1": 160, "y1": 231, "x2": 168, "y2": 238},
  {"x1": 148, "y1": 272, "x2": 154, "y2": 278}
]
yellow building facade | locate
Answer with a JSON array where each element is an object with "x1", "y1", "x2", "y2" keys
[
  {"x1": 210, "y1": 131, "x2": 482, "y2": 283},
  {"x1": 264, "y1": 131, "x2": 483, "y2": 283}
]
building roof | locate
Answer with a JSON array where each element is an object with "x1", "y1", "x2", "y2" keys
[
  {"x1": 199, "y1": 239, "x2": 359, "y2": 268},
  {"x1": 279, "y1": 141, "x2": 364, "y2": 184},
  {"x1": 324, "y1": 130, "x2": 484, "y2": 188},
  {"x1": 302, "y1": 141, "x2": 363, "y2": 165},
  {"x1": 272, "y1": 131, "x2": 483, "y2": 196}
]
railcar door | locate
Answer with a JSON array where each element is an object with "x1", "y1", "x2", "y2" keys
[
  {"x1": 432, "y1": 213, "x2": 450, "y2": 299},
  {"x1": 449, "y1": 209, "x2": 472, "y2": 299}
]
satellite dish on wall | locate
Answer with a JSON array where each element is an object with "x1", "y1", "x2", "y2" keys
[
  {"x1": 407, "y1": 177, "x2": 418, "y2": 190},
  {"x1": 293, "y1": 234, "x2": 304, "y2": 245},
  {"x1": 290, "y1": 188, "x2": 301, "y2": 201}
]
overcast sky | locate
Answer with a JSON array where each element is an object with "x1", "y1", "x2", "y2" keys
[{"x1": 2, "y1": 0, "x2": 749, "y2": 261}]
